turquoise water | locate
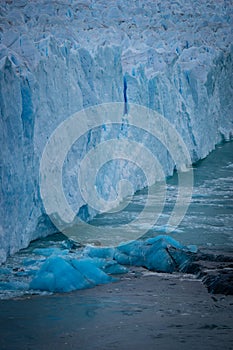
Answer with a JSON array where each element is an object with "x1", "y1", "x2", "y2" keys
[
  {"x1": 89, "y1": 141, "x2": 233, "y2": 251},
  {"x1": 171, "y1": 141, "x2": 233, "y2": 250}
]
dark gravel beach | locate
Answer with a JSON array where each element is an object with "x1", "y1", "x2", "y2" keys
[
  {"x1": 1, "y1": 142, "x2": 233, "y2": 350},
  {"x1": 1, "y1": 268, "x2": 233, "y2": 350}
]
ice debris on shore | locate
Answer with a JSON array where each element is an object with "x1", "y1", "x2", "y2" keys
[
  {"x1": 27, "y1": 235, "x2": 196, "y2": 293},
  {"x1": 30, "y1": 257, "x2": 113, "y2": 293}
]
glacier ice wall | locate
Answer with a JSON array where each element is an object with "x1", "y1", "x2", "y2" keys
[{"x1": 0, "y1": 0, "x2": 233, "y2": 262}]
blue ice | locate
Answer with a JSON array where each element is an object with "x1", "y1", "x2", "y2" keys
[
  {"x1": 115, "y1": 235, "x2": 197, "y2": 273},
  {"x1": 30, "y1": 256, "x2": 114, "y2": 293}
]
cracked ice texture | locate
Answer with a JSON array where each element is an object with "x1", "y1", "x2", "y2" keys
[{"x1": 0, "y1": 0, "x2": 233, "y2": 262}]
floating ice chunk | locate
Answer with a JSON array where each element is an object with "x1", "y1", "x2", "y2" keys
[
  {"x1": 115, "y1": 236, "x2": 196, "y2": 273},
  {"x1": 30, "y1": 257, "x2": 92, "y2": 292},
  {"x1": 115, "y1": 239, "x2": 175, "y2": 272},
  {"x1": 30, "y1": 256, "x2": 114, "y2": 293}
]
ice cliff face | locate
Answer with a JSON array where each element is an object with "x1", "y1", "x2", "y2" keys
[{"x1": 0, "y1": 0, "x2": 233, "y2": 262}]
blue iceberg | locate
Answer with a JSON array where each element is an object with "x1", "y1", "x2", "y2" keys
[
  {"x1": 5, "y1": 236, "x2": 197, "y2": 296},
  {"x1": 30, "y1": 257, "x2": 91, "y2": 292},
  {"x1": 115, "y1": 235, "x2": 197, "y2": 273},
  {"x1": 30, "y1": 256, "x2": 114, "y2": 293}
]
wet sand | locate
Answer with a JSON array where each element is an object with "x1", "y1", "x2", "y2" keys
[{"x1": 1, "y1": 269, "x2": 233, "y2": 350}]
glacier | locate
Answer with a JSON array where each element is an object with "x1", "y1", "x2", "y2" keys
[{"x1": 0, "y1": 0, "x2": 233, "y2": 263}]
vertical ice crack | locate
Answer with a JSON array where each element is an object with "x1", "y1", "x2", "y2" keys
[{"x1": 123, "y1": 75, "x2": 128, "y2": 115}]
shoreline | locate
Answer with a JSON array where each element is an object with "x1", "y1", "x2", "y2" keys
[{"x1": 1, "y1": 268, "x2": 233, "y2": 350}]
